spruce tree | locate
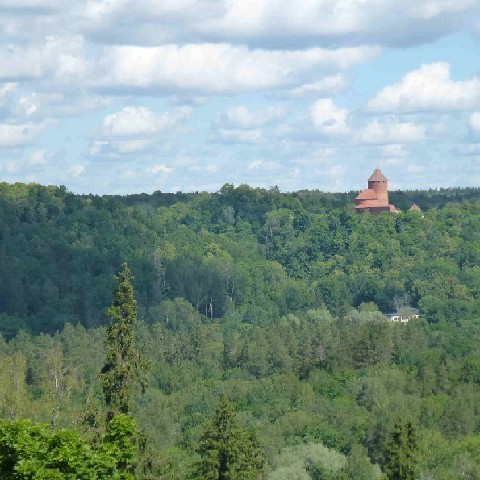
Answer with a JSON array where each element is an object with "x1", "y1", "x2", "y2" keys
[
  {"x1": 384, "y1": 418, "x2": 417, "y2": 480},
  {"x1": 100, "y1": 262, "x2": 147, "y2": 421},
  {"x1": 195, "y1": 397, "x2": 265, "y2": 480}
]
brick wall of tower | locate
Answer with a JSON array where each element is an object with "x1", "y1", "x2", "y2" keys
[{"x1": 368, "y1": 180, "x2": 389, "y2": 206}]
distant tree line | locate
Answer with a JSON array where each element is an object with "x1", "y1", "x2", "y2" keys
[{"x1": 0, "y1": 182, "x2": 479, "y2": 337}]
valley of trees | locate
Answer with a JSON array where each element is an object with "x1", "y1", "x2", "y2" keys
[{"x1": 0, "y1": 181, "x2": 480, "y2": 478}]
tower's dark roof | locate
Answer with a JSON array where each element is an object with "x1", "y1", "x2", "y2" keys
[{"x1": 368, "y1": 168, "x2": 387, "y2": 182}]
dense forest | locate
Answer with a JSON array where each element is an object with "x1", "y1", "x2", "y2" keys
[{"x1": 1, "y1": 181, "x2": 480, "y2": 479}]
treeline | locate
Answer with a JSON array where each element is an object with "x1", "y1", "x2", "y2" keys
[{"x1": 0, "y1": 182, "x2": 480, "y2": 336}]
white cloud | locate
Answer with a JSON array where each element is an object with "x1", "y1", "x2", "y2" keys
[
  {"x1": 190, "y1": 163, "x2": 220, "y2": 174},
  {"x1": 89, "y1": 138, "x2": 156, "y2": 156},
  {"x1": 220, "y1": 105, "x2": 285, "y2": 129},
  {"x1": 469, "y1": 112, "x2": 480, "y2": 134},
  {"x1": 95, "y1": 43, "x2": 379, "y2": 94},
  {"x1": 0, "y1": 122, "x2": 46, "y2": 147},
  {"x1": 56, "y1": 0, "x2": 477, "y2": 51},
  {"x1": 0, "y1": 161, "x2": 20, "y2": 173},
  {"x1": 0, "y1": 83, "x2": 17, "y2": 106},
  {"x1": 0, "y1": 88, "x2": 110, "y2": 120},
  {"x1": 18, "y1": 94, "x2": 39, "y2": 116},
  {"x1": 40, "y1": 93, "x2": 111, "y2": 118},
  {"x1": 380, "y1": 144, "x2": 409, "y2": 167},
  {"x1": 29, "y1": 150, "x2": 48, "y2": 165},
  {"x1": 248, "y1": 160, "x2": 262, "y2": 170},
  {"x1": 290, "y1": 74, "x2": 347, "y2": 96},
  {"x1": 81, "y1": 0, "x2": 127, "y2": 24},
  {"x1": 358, "y1": 118, "x2": 425, "y2": 144},
  {"x1": 457, "y1": 143, "x2": 480, "y2": 155},
  {"x1": 198, "y1": 0, "x2": 478, "y2": 47},
  {"x1": 430, "y1": 115, "x2": 449, "y2": 135},
  {"x1": 409, "y1": 0, "x2": 476, "y2": 19},
  {"x1": 217, "y1": 128, "x2": 263, "y2": 143},
  {"x1": 293, "y1": 147, "x2": 336, "y2": 165},
  {"x1": 103, "y1": 107, "x2": 157, "y2": 136},
  {"x1": 89, "y1": 140, "x2": 108, "y2": 156},
  {"x1": 146, "y1": 164, "x2": 174, "y2": 175},
  {"x1": 383, "y1": 157, "x2": 405, "y2": 167},
  {"x1": 102, "y1": 106, "x2": 192, "y2": 137},
  {"x1": 0, "y1": 0, "x2": 478, "y2": 194},
  {"x1": 202, "y1": 0, "x2": 361, "y2": 40},
  {"x1": 114, "y1": 139, "x2": 155, "y2": 154},
  {"x1": 380, "y1": 144, "x2": 409, "y2": 157},
  {"x1": 0, "y1": 0, "x2": 60, "y2": 8},
  {"x1": 406, "y1": 164, "x2": 425, "y2": 173},
  {"x1": 69, "y1": 164, "x2": 85, "y2": 176},
  {"x1": 54, "y1": 95, "x2": 112, "y2": 117},
  {"x1": 205, "y1": 164, "x2": 219, "y2": 174},
  {"x1": 119, "y1": 169, "x2": 138, "y2": 180},
  {"x1": 0, "y1": 36, "x2": 86, "y2": 82},
  {"x1": 80, "y1": 0, "x2": 209, "y2": 32},
  {"x1": 310, "y1": 99, "x2": 349, "y2": 135},
  {"x1": 367, "y1": 62, "x2": 480, "y2": 113},
  {"x1": 272, "y1": 123, "x2": 294, "y2": 137},
  {"x1": 327, "y1": 164, "x2": 345, "y2": 177},
  {"x1": 91, "y1": 105, "x2": 192, "y2": 156},
  {"x1": 249, "y1": 160, "x2": 279, "y2": 172},
  {"x1": 1, "y1": 0, "x2": 477, "y2": 62},
  {"x1": 319, "y1": 163, "x2": 346, "y2": 190},
  {"x1": 173, "y1": 155, "x2": 197, "y2": 166}
]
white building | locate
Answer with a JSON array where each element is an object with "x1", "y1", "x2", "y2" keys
[{"x1": 384, "y1": 309, "x2": 420, "y2": 323}]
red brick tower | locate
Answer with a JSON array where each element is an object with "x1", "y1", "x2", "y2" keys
[
  {"x1": 355, "y1": 168, "x2": 397, "y2": 215},
  {"x1": 367, "y1": 168, "x2": 389, "y2": 206}
]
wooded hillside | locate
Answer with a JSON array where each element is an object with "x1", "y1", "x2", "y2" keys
[{"x1": 0, "y1": 182, "x2": 480, "y2": 478}]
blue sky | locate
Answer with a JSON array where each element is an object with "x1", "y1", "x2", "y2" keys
[{"x1": 0, "y1": 0, "x2": 479, "y2": 194}]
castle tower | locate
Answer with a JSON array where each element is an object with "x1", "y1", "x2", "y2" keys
[
  {"x1": 367, "y1": 168, "x2": 389, "y2": 206},
  {"x1": 355, "y1": 167, "x2": 397, "y2": 215}
]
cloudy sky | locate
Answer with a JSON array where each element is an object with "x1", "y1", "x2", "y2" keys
[{"x1": 0, "y1": 0, "x2": 479, "y2": 194}]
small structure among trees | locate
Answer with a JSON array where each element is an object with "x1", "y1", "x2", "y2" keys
[
  {"x1": 355, "y1": 168, "x2": 399, "y2": 215},
  {"x1": 355, "y1": 168, "x2": 422, "y2": 215},
  {"x1": 408, "y1": 203, "x2": 421, "y2": 212},
  {"x1": 384, "y1": 308, "x2": 420, "y2": 324}
]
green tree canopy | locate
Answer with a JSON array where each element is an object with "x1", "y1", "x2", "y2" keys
[
  {"x1": 194, "y1": 397, "x2": 266, "y2": 480},
  {"x1": 0, "y1": 418, "x2": 122, "y2": 480}
]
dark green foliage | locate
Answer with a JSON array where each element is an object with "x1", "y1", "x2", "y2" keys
[
  {"x1": 194, "y1": 397, "x2": 266, "y2": 480},
  {"x1": 0, "y1": 314, "x2": 29, "y2": 341},
  {"x1": 101, "y1": 263, "x2": 148, "y2": 420},
  {"x1": 1, "y1": 182, "x2": 480, "y2": 334},
  {"x1": 383, "y1": 419, "x2": 417, "y2": 480}
]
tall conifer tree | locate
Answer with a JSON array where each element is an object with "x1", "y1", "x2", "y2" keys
[
  {"x1": 384, "y1": 418, "x2": 417, "y2": 480},
  {"x1": 101, "y1": 262, "x2": 147, "y2": 421},
  {"x1": 195, "y1": 397, "x2": 265, "y2": 480}
]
